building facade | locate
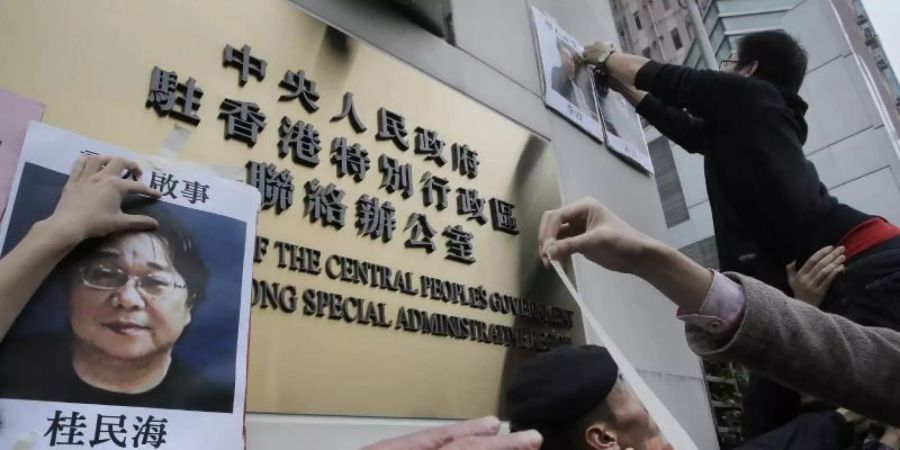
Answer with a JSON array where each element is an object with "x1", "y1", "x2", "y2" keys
[
  {"x1": 0, "y1": 0, "x2": 729, "y2": 448},
  {"x1": 245, "y1": 1, "x2": 722, "y2": 449},
  {"x1": 681, "y1": 0, "x2": 801, "y2": 70},
  {"x1": 611, "y1": 0, "x2": 712, "y2": 64},
  {"x1": 851, "y1": 0, "x2": 900, "y2": 114}
]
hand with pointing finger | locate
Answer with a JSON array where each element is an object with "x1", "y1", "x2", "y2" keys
[
  {"x1": 538, "y1": 197, "x2": 661, "y2": 276},
  {"x1": 539, "y1": 197, "x2": 714, "y2": 313},
  {"x1": 786, "y1": 245, "x2": 845, "y2": 307},
  {"x1": 361, "y1": 416, "x2": 542, "y2": 450}
]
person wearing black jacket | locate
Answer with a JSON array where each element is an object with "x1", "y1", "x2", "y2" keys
[{"x1": 582, "y1": 31, "x2": 900, "y2": 440}]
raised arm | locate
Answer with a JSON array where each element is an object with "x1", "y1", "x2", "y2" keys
[
  {"x1": 585, "y1": 42, "x2": 753, "y2": 121},
  {"x1": 538, "y1": 198, "x2": 712, "y2": 312},
  {"x1": 539, "y1": 198, "x2": 900, "y2": 426},
  {"x1": 0, "y1": 156, "x2": 161, "y2": 342},
  {"x1": 635, "y1": 94, "x2": 706, "y2": 154},
  {"x1": 596, "y1": 59, "x2": 706, "y2": 154}
]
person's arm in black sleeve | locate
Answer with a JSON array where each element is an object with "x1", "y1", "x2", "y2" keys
[
  {"x1": 611, "y1": 82, "x2": 705, "y2": 154},
  {"x1": 636, "y1": 95, "x2": 705, "y2": 154},
  {"x1": 583, "y1": 43, "x2": 751, "y2": 122},
  {"x1": 631, "y1": 60, "x2": 752, "y2": 121}
]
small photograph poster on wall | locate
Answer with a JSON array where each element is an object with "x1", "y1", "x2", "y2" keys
[{"x1": 531, "y1": 7, "x2": 654, "y2": 174}]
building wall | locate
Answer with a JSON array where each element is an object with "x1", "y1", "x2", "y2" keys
[
  {"x1": 792, "y1": 0, "x2": 900, "y2": 222},
  {"x1": 245, "y1": 1, "x2": 721, "y2": 449},
  {"x1": 850, "y1": 0, "x2": 900, "y2": 114},
  {"x1": 611, "y1": 0, "x2": 699, "y2": 64},
  {"x1": 682, "y1": 0, "x2": 800, "y2": 70}
]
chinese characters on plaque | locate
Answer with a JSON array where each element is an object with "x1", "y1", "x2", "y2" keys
[
  {"x1": 0, "y1": 0, "x2": 584, "y2": 433},
  {"x1": 144, "y1": 42, "x2": 521, "y2": 266}
]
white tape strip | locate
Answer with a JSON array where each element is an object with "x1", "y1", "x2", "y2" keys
[
  {"x1": 142, "y1": 125, "x2": 245, "y2": 182},
  {"x1": 144, "y1": 155, "x2": 245, "y2": 182},
  {"x1": 550, "y1": 260, "x2": 698, "y2": 450},
  {"x1": 157, "y1": 124, "x2": 191, "y2": 158}
]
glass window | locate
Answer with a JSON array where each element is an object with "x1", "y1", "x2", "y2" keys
[
  {"x1": 680, "y1": 236, "x2": 719, "y2": 268},
  {"x1": 672, "y1": 28, "x2": 683, "y2": 50},
  {"x1": 634, "y1": 11, "x2": 643, "y2": 30},
  {"x1": 647, "y1": 138, "x2": 690, "y2": 227},
  {"x1": 617, "y1": 19, "x2": 628, "y2": 37}
]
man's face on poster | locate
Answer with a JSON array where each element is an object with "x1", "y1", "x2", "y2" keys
[
  {"x1": 558, "y1": 46, "x2": 577, "y2": 78},
  {"x1": 69, "y1": 232, "x2": 193, "y2": 361}
]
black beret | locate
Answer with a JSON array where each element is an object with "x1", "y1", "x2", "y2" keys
[{"x1": 505, "y1": 345, "x2": 618, "y2": 426}]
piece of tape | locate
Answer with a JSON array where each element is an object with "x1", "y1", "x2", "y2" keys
[
  {"x1": 144, "y1": 154, "x2": 245, "y2": 182},
  {"x1": 550, "y1": 260, "x2": 698, "y2": 450},
  {"x1": 158, "y1": 124, "x2": 191, "y2": 158},
  {"x1": 142, "y1": 125, "x2": 244, "y2": 182}
]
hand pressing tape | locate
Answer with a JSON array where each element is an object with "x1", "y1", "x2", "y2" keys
[{"x1": 549, "y1": 259, "x2": 698, "y2": 450}]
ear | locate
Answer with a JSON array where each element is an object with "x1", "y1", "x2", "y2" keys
[
  {"x1": 586, "y1": 424, "x2": 619, "y2": 450},
  {"x1": 184, "y1": 303, "x2": 193, "y2": 327},
  {"x1": 740, "y1": 61, "x2": 759, "y2": 78}
]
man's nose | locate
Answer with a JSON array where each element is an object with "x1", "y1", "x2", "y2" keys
[{"x1": 112, "y1": 278, "x2": 147, "y2": 310}]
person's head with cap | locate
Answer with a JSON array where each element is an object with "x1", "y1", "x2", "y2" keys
[{"x1": 505, "y1": 345, "x2": 660, "y2": 450}]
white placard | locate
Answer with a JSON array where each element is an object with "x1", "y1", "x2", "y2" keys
[
  {"x1": 0, "y1": 122, "x2": 259, "y2": 450},
  {"x1": 531, "y1": 6, "x2": 654, "y2": 174}
]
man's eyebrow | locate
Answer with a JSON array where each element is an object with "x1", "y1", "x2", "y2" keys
[
  {"x1": 91, "y1": 249, "x2": 171, "y2": 271},
  {"x1": 146, "y1": 261, "x2": 170, "y2": 271},
  {"x1": 93, "y1": 249, "x2": 121, "y2": 258}
]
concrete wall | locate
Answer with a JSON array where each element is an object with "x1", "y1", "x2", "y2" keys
[{"x1": 244, "y1": 1, "x2": 720, "y2": 449}]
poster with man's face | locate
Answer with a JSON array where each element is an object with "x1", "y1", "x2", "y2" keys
[
  {"x1": 532, "y1": 7, "x2": 603, "y2": 138},
  {"x1": 531, "y1": 7, "x2": 654, "y2": 174},
  {"x1": 0, "y1": 122, "x2": 258, "y2": 449}
]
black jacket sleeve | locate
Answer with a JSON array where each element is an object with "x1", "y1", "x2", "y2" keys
[
  {"x1": 634, "y1": 61, "x2": 756, "y2": 121},
  {"x1": 635, "y1": 95, "x2": 705, "y2": 154}
]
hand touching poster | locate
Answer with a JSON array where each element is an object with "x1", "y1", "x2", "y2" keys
[
  {"x1": 531, "y1": 7, "x2": 654, "y2": 174},
  {"x1": 0, "y1": 122, "x2": 258, "y2": 450}
]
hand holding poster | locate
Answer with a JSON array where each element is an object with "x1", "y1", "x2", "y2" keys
[
  {"x1": 0, "y1": 122, "x2": 258, "y2": 449},
  {"x1": 531, "y1": 7, "x2": 654, "y2": 174}
]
